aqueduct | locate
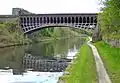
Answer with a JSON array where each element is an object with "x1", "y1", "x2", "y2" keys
[
  {"x1": 0, "y1": 8, "x2": 98, "y2": 33},
  {"x1": 19, "y1": 13, "x2": 98, "y2": 33}
]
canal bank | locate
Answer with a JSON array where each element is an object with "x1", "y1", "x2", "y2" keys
[
  {"x1": 58, "y1": 37, "x2": 115, "y2": 83},
  {"x1": 88, "y1": 37, "x2": 111, "y2": 83},
  {"x1": 59, "y1": 41, "x2": 97, "y2": 83},
  {"x1": 94, "y1": 41, "x2": 120, "y2": 83}
]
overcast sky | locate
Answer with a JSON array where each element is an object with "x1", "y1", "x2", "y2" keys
[{"x1": 0, "y1": 0, "x2": 100, "y2": 14}]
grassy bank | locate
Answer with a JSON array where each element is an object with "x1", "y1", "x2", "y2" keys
[
  {"x1": 0, "y1": 21, "x2": 31, "y2": 47},
  {"x1": 94, "y1": 41, "x2": 120, "y2": 83},
  {"x1": 60, "y1": 44, "x2": 97, "y2": 83}
]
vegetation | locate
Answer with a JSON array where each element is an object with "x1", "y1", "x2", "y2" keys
[
  {"x1": 0, "y1": 21, "x2": 85, "y2": 47},
  {"x1": 28, "y1": 27, "x2": 82, "y2": 42},
  {"x1": 94, "y1": 41, "x2": 120, "y2": 83},
  {"x1": 98, "y1": 0, "x2": 120, "y2": 39},
  {"x1": 60, "y1": 44, "x2": 97, "y2": 83},
  {"x1": 0, "y1": 21, "x2": 31, "y2": 47}
]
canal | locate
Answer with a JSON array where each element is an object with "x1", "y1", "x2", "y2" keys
[{"x1": 0, "y1": 37, "x2": 84, "y2": 83}]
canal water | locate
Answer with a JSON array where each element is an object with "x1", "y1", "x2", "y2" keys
[{"x1": 0, "y1": 37, "x2": 84, "y2": 83}]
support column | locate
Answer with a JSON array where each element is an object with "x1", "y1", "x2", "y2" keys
[
  {"x1": 81, "y1": 16, "x2": 83, "y2": 24},
  {"x1": 59, "y1": 17, "x2": 61, "y2": 24},
  {"x1": 57, "y1": 17, "x2": 60, "y2": 24}
]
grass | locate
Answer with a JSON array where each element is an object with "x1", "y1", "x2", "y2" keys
[
  {"x1": 60, "y1": 44, "x2": 97, "y2": 83},
  {"x1": 94, "y1": 41, "x2": 120, "y2": 83}
]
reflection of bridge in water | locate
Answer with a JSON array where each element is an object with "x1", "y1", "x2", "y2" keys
[{"x1": 23, "y1": 54, "x2": 71, "y2": 72}]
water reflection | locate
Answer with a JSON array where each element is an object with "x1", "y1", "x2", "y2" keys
[
  {"x1": 23, "y1": 54, "x2": 70, "y2": 72},
  {"x1": 0, "y1": 37, "x2": 84, "y2": 83}
]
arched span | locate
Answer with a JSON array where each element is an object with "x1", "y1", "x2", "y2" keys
[
  {"x1": 22, "y1": 23, "x2": 95, "y2": 34},
  {"x1": 19, "y1": 13, "x2": 98, "y2": 33}
]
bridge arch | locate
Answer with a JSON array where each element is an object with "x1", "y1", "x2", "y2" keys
[
  {"x1": 19, "y1": 13, "x2": 98, "y2": 33},
  {"x1": 22, "y1": 23, "x2": 95, "y2": 34}
]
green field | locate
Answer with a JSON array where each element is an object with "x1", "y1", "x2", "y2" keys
[
  {"x1": 60, "y1": 44, "x2": 97, "y2": 83},
  {"x1": 94, "y1": 41, "x2": 120, "y2": 83}
]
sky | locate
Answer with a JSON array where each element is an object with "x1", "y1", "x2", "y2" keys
[{"x1": 0, "y1": 0, "x2": 100, "y2": 14}]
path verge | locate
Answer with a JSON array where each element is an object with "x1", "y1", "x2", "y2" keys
[{"x1": 87, "y1": 37, "x2": 111, "y2": 83}]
